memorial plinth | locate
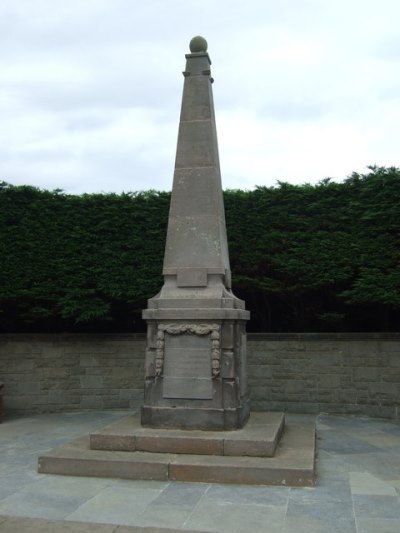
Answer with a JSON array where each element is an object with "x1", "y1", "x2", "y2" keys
[{"x1": 141, "y1": 37, "x2": 250, "y2": 429}]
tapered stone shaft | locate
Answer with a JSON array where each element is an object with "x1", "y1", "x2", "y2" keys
[
  {"x1": 163, "y1": 42, "x2": 230, "y2": 286},
  {"x1": 142, "y1": 37, "x2": 250, "y2": 430}
]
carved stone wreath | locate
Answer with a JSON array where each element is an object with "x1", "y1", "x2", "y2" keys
[{"x1": 155, "y1": 323, "x2": 221, "y2": 378}]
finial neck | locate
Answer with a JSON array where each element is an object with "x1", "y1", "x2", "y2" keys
[{"x1": 183, "y1": 52, "x2": 212, "y2": 78}]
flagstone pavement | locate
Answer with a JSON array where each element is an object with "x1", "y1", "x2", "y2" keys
[{"x1": 0, "y1": 410, "x2": 399, "y2": 532}]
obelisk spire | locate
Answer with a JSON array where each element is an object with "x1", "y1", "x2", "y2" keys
[{"x1": 162, "y1": 35, "x2": 231, "y2": 291}]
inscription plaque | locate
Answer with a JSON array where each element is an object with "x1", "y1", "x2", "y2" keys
[
  {"x1": 163, "y1": 333, "x2": 212, "y2": 399},
  {"x1": 177, "y1": 268, "x2": 207, "y2": 287}
]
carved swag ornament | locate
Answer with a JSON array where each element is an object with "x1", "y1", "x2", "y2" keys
[{"x1": 155, "y1": 323, "x2": 220, "y2": 378}]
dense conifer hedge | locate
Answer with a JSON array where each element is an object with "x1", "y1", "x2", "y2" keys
[{"x1": 1, "y1": 166, "x2": 399, "y2": 332}]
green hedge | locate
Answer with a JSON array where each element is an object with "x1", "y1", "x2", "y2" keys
[{"x1": 1, "y1": 166, "x2": 399, "y2": 332}]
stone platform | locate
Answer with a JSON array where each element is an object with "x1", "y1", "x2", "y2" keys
[
  {"x1": 38, "y1": 413, "x2": 316, "y2": 487},
  {"x1": 90, "y1": 411, "x2": 285, "y2": 457}
]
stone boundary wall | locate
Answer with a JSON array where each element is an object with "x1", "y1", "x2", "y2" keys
[
  {"x1": 248, "y1": 333, "x2": 400, "y2": 419},
  {"x1": 0, "y1": 333, "x2": 399, "y2": 419},
  {"x1": 0, "y1": 334, "x2": 146, "y2": 415}
]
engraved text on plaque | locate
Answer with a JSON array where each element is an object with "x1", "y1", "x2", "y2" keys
[{"x1": 163, "y1": 334, "x2": 212, "y2": 399}]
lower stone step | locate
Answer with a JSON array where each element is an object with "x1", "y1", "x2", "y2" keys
[
  {"x1": 90, "y1": 411, "x2": 285, "y2": 457},
  {"x1": 38, "y1": 414, "x2": 316, "y2": 487}
]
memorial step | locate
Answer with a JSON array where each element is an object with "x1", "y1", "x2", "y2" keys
[
  {"x1": 89, "y1": 412, "x2": 285, "y2": 457},
  {"x1": 38, "y1": 414, "x2": 316, "y2": 487}
]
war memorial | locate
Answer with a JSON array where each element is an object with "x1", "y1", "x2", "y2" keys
[
  {"x1": 38, "y1": 37, "x2": 316, "y2": 486},
  {"x1": 141, "y1": 35, "x2": 250, "y2": 431}
]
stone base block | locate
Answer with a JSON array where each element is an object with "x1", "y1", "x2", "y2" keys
[{"x1": 141, "y1": 399, "x2": 250, "y2": 430}]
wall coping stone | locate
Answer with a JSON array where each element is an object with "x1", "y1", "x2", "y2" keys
[
  {"x1": 247, "y1": 332, "x2": 400, "y2": 341},
  {"x1": 1, "y1": 332, "x2": 399, "y2": 342},
  {"x1": 0, "y1": 333, "x2": 147, "y2": 342}
]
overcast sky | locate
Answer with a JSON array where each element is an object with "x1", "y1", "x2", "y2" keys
[{"x1": 1, "y1": 0, "x2": 399, "y2": 194}]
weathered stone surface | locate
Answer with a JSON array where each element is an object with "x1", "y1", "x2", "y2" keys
[
  {"x1": 223, "y1": 412, "x2": 285, "y2": 457},
  {"x1": 162, "y1": 333, "x2": 213, "y2": 399},
  {"x1": 140, "y1": 404, "x2": 250, "y2": 431},
  {"x1": 0, "y1": 516, "x2": 117, "y2": 533},
  {"x1": 90, "y1": 412, "x2": 283, "y2": 457},
  {"x1": 38, "y1": 436, "x2": 170, "y2": 481},
  {"x1": 38, "y1": 414, "x2": 316, "y2": 487},
  {"x1": 0, "y1": 515, "x2": 211, "y2": 533},
  {"x1": 141, "y1": 38, "x2": 249, "y2": 429},
  {"x1": 1, "y1": 333, "x2": 399, "y2": 418}
]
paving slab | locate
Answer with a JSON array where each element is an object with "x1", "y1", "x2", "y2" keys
[
  {"x1": 90, "y1": 412, "x2": 285, "y2": 457},
  {"x1": 285, "y1": 498, "x2": 356, "y2": 533},
  {"x1": 184, "y1": 500, "x2": 286, "y2": 533},
  {"x1": 0, "y1": 515, "x2": 212, "y2": 533},
  {"x1": 38, "y1": 415, "x2": 316, "y2": 487},
  {"x1": 349, "y1": 472, "x2": 398, "y2": 496},
  {"x1": 0, "y1": 515, "x2": 115, "y2": 532},
  {"x1": 352, "y1": 494, "x2": 400, "y2": 520},
  {"x1": 356, "y1": 517, "x2": 400, "y2": 533}
]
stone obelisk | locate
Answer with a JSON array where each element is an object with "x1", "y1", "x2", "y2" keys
[{"x1": 141, "y1": 36, "x2": 250, "y2": 430}]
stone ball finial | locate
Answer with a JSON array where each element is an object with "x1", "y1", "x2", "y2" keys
[{"x1": 189, "y1": 35, "x2": 208, "y2": 53}]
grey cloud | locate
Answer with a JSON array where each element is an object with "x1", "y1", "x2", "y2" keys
[
  {"x1": 375, "y1": 33, "x2": 400, "y2": 61},
  {"x1": 1, "y1": 0, "x2": 399, "y2": 194},
  {"x1": 379, "y1": 86, "x2": 400, "y2": 101},
  {"x1": 259, "y1": 100, "x2": 330, "y2": 121}
]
